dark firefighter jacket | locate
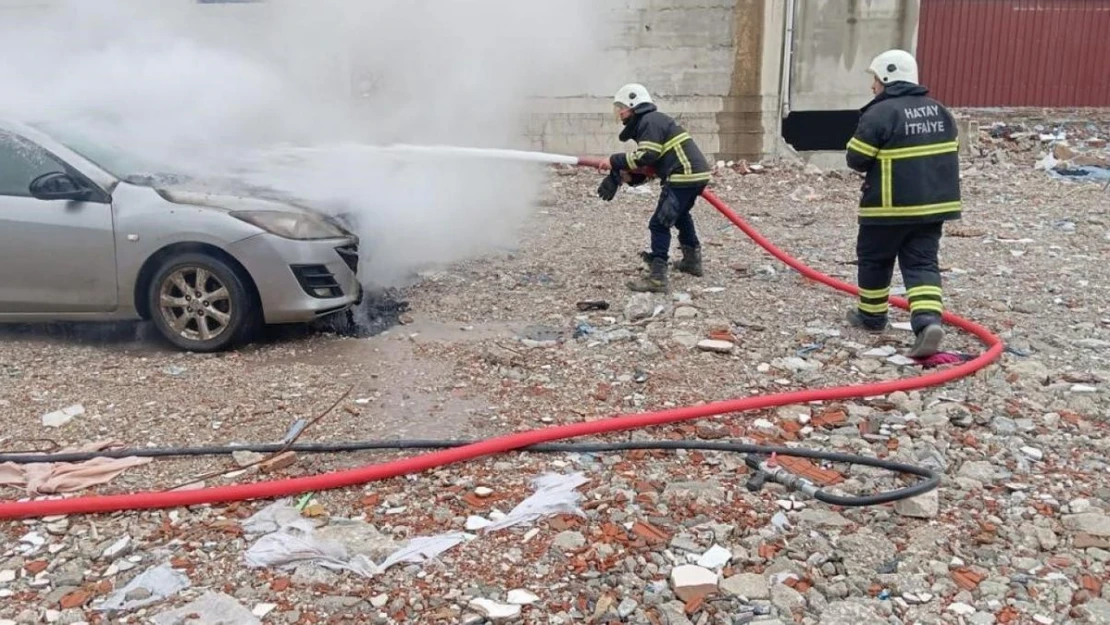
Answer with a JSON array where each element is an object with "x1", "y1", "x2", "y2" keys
[
  {"x1": 846, "y1": 81, "x2": 962, "y2": 226},
  {"x1": 608, "y1": 102, "x2": 711, "y2": 188}
]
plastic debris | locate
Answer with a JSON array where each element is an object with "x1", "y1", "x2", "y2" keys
[
  {"x1": 96, "y1": 563, "x2": 191, "y2": 613},
  {"x1": 770, "y1": 511, "x2": 793, "y2": 532},
  {"x1": 378, "y1": 533, "x2": 474, "y2": 572},
  {"x1": 241, "y1": 498, "x2": 304, "y2": 536},
  {"x1": 242, "y1": 473, "x2": 587, "y2": 579},
  {"x1": 481, "y1": 472, "x2": 589, "y2": 532},
  {"x1": 281, "y1": 419, "x2": 309, "y2": 444},
  {"x1": 243, "y1": 517, "x2": 378, "y2": 577}
]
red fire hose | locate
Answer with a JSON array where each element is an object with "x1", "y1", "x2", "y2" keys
[{"x1": 0, "y1": 158, "x2": 1003, "y2": 520}]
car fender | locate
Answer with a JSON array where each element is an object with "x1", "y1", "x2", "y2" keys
[{"x1": 110, "y1": 185, "x2": 264, "y2": 313}]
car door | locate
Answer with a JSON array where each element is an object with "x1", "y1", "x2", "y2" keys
[{"x1": 0, "y1": 129, "x2": 118, "y2": 314}]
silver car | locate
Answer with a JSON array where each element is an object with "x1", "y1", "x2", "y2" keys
[{"x1": 0, "y1": 119, "x2": 362, "y2": 352}]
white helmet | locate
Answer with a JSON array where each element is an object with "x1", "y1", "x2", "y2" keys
[
  {"x1": 868, "y1": 49, "x2": 918, "y2": 85},
  {"x1": 613, "y1": 83, "x2": 653, "y2": 108}
]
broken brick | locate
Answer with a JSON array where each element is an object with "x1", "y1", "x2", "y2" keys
[
  {"x1": 258, "y1": 451, "x2": 297, "y2": 473},
  {"x1": 952, "y1": 568, "x2": 985, "y2": 590},
  {"x1": 59, "y1": 589, "x2": 92, "y2": 610},
  {"x1": 631, "y1": 522, "x2": 670, "y2": 545}
]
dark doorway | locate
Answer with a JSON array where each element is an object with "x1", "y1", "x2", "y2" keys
[{"x1": 781, "y1": 110, "x2": 861, "y2": 152}]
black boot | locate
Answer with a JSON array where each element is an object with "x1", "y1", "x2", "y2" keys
[
  {"x1": 845, "y1": 308, "x2": 888, "y2": 333},
  {"x1": 628, "y1": 256, "x2": 668, "y2": 293},
  {"x1": 673, "y1": 245, "x2": 703, "y2": 277},
  {"x1": 907, "y1": 313, "x2": 945, "y2": 358}
]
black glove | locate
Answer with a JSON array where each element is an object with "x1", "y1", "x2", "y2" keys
[
  {"x1": 597, "y1": 171, "x2": 621, "y2": 201},
  {"x1": 626, "y1": 173, "x2": 649, "y2": 187}
]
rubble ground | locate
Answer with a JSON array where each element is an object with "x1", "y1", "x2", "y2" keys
[{"x1": 2, "y1": 113, "x2": 1110, "y2": 625}]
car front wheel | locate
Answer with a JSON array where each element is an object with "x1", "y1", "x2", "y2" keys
[{"x1": 148, "y1": 253, "x2": 256, "y2": 352}]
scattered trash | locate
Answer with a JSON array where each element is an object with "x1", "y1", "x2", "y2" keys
[
  {"x1": 151, "y1": 591, "x2": 260, "y2": 625},
  {"x1": 573, "y1": 322, "x2": 595, "y2": 339},
  {"x1": 576, "y1": 300, "x2": 609, "y2": 312},
  {"x1": 243, "y1": 516, "x2": 379, "y2": 577},
  {"x1": 41, "y1": 404, "x2": 85, "y2": 428},
  {"x1": 796, "y1": 343, "x2": 823, "y2": 356},
  {"x1": 480, "y1": 472, "x2": 589, "y2": 532},
  {"x1": 0, "y1": 440, "x2": 152, "y2": 495},
  {"x1": 163, "y1": 364, "x2": 187, "y2": 376},
  {"x1": 96, "y1": 564, "x2": 191, "y2": 613},
  {"x1": 770, "y1": 511, "x2": 793, "y2": 532},
  {"x1": 913, "y1": 351, "x2": 975, "y2": 369},
  {"x1": 243, "y1": 473, "x2": 587, "y2": 579},
  {"x1": 281, "y1": 418, "x2": 309, "y2": 444},
  {"x1": 377, "y1": 533, "x2": 473, "y2": 571},
  {"x1": 242, "y1": 498, "x2": 305, "y2": 536}
]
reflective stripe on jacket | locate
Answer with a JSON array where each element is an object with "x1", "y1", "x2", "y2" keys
[
  {"x1": 846, "y1": 82, "x2": 962, "y2": 226},
  {"x1": 609, "y1": 103, "x2": 711, "y2": 188}
]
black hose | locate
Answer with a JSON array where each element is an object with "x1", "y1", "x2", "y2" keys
[{"x1": 0, "y1": 439, "x2": 938, "y2": 508}]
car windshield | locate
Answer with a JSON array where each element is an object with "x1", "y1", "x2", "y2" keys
[{"x1": 26, "y1": 121, "x2": 182, "y2": 182}]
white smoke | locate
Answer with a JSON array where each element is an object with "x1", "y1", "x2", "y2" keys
[{"x1": 0, "y1": 0, "x2": 606, "y2": 286}]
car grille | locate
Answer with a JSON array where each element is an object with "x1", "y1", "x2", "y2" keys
[
  {"x1": 291, "y1": 264, "x2": 344, "y2": 299},
  {"x1": 335, "y1": 243, "x2": 359, "y2": 274}
]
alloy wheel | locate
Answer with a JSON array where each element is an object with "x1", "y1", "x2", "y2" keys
[{"x1": 157, "y1": 267, "x2": 233, "y2": 343}]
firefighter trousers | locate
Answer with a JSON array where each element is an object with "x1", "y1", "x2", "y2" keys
[
  {"x1": 648, "y1": 184, "x2": 703, "y2": 261},
  {"x1": 856, "y1": 222, "x2": 944, "y2": 333}
]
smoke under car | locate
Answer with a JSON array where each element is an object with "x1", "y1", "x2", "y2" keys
[{"x1": 0, "y1": 119, "x2": 363, "y2": 352}]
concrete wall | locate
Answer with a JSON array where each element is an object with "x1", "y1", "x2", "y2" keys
[
  {"x1": 786, "y1": 0, "x2": 920, "y2": 112},
  {"x1": 524, "y1": 0, "x2": 769, "y2": 162}
]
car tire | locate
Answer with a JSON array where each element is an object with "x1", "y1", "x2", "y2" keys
[{"x1": 147, "y1": 252, "x2": 257, "y2": 352}]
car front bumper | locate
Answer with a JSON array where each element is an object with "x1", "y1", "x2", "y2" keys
[{"x1": 226, "y1": 233, "x2": 361, "y2": 324}]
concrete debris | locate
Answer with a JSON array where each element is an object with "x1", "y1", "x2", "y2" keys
[
  {"x1": 150, "y1": 591, "x2": 260, "y2": 625},
  {"x1": 670, "y1": 564, "x2": 718, "y2": 602},
  {"x1": 506, "y1": 589, "x2": 539, "y2": 605},
  {"x1": 41, "y1": 404, "x2": 85, "y2": 428},
  {"x1": 468, "y1": 598, "x2": 521, "y2": 621},
  {"x1": 894, "y1": 490, "x2": 940, "y2": 519}
]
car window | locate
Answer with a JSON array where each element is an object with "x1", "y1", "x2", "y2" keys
[{"x1": 0, "y1": 131, "x2": 68, "y2": 197}]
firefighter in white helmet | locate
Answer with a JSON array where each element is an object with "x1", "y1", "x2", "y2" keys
[
  {"x1": 596, "y1": 83, "x2": 712, "y2": 293},
  {"x1": 844, "y1": 49, "x2": 961, "y2": 359}
]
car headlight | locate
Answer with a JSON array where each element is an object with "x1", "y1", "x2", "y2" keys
[{"x1": 231, "y1": 210, "x2": 349, "y2": 240}]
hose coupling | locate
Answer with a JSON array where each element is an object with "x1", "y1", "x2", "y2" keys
[{"x1": 743, "y1": 453, "x2": 820, "y2": 498}]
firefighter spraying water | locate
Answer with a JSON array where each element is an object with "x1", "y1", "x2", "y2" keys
[{"x1": 595, "y1": 83, "x2": 713, "y2": 293}]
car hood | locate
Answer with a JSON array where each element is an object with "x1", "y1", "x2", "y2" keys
[{"x1": 156, "y1": 188, "x2": 315, "y2": 215}]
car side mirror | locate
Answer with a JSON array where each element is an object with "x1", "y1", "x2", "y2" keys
[{"x1": 29, "y1": 172, "x2": 94, "y2": 202}]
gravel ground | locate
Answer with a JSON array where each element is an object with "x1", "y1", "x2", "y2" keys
[{"x1": 2, "y1": 113, "x2": 1110, "y2": 625}]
